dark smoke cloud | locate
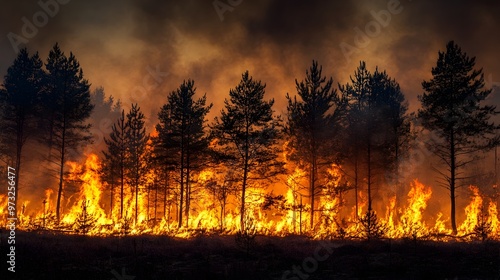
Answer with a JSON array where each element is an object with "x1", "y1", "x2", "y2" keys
[{"x1": 2, "y1": 0, "x2": 498, "y2": 117}]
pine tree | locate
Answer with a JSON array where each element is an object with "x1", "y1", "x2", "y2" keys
[
  {"x1": 418, "y1": 41, "x2": 499, "y2": 235},
  {"x1": 0, "y1": 48, "x2": 44, "y2": 216},
  {"x1": 91, "y1": 87, "x2": 121, "y2": 217},
  {"x1": 341, "y1": 62, "x2": 410, "y2": 215},
  {"x1": 286, "y1": 60, "x2": 347, "y2": 229},
  {"x1": 102, "y1": 109, "x2": 127, "y2": 219},
  {"x1": 43, "y1": 43, "x2": 94, "y2": 222},
  {"x1": 370, "y1": 69, "x2": 411, "y2": 183},
  {"x1": 125, "y1": 104, "x2": 148, "y2": 225},
  {"x1": 213, "y1": 71, "x2": 283, "y2": 231},
  {"x1": 156, "y1": 80, "x2": 212, "y2": 228},
  {"x1": 339, "y1": 61, "x2": 371, "y2": 217}
]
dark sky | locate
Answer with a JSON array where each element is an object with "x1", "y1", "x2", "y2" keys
[{"x1": 1, "y1": 0, "x2": 499, "y2": 126}]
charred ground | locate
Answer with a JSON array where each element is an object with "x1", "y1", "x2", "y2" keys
[{"x1": 1, "y1": 231, "x2": 499, "y2": 279}]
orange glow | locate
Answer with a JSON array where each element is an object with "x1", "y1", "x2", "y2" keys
[{"x1": 2, "y1": 153, "x2": 498, "y2": 241}]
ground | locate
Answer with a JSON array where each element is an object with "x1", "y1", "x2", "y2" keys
[{"x1": 1, "y1": 231, "x2": 499, "y2": 279}]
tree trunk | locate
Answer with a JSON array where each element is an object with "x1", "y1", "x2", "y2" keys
[
  {"x1": 185, "y1": 153, "x2": 190, "y2": 228},
  {"x1": 309, "y1": 157, "x2": 316, "y2": 229},
  {"x1": 240, "y1": 122, "x2": 250, "y2": 231},
  {"x1": 178, "y1": 148, "x2": 184, "y2": 228},
  {"x1": 14, "y1": 116, "x2": 24, "y2": 220},
  {"x1": 56, "y1": 121, "x2": 66, "y2": 223},
  {"x1": 164, "y1": 169, "x2": 168, "y2": 220},
  {"x1": 354, "y1": 156, "x2": 359, "y2": 219},
  {"x1": 450, "y1": 130, "x2": 457, "y2": 235},
  {"x1": 110, "y1": 181, "x2": 114, "y2": 219},
  {"x1": 367, "y1": 140, "x2": 372, "y2": 212},
  {"x1": 135, "y1": 160, "x2": 140, "y2": 224},
  {"x1": 154, "y1": 179, "x2": 158, "y2": 225},
  {"x1": 120, "y1": 146, "x2": 124, "y2": 220},
  {"x1": 241, "y1": 163, "x2": 248, "y2": 231}
]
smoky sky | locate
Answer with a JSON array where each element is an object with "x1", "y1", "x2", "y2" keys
[{"x1": 1, "y1": 0, "x2": 499, "y2": 128}]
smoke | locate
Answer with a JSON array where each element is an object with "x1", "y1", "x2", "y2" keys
[{"x1": 1, "y1": 0, "x2": 499, "y2": 117}]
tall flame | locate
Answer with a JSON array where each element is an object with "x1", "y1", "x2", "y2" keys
[{"x1": 1, "y1": 153, "x2": 499, "y2": 240}]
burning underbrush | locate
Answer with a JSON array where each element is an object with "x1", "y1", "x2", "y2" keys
[{"x1": 1, "y1": 153, "x2": 499, "y2": 241}]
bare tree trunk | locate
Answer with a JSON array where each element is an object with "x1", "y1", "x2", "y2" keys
[
  {"x1": 120, "y1": 160, "x2": 124, "y2": 219},
  {"x1": 185, "y1": 153, "x2": 190, "y2": 228},
  {"x1": 164, "y1": 169, "x2": 168, "y2": 220},
  {"x1": 309, "y1": 157, "x2": 316, "y2": 229},
  {"x1": 56, "y1": 122, "x2": 66, "y2": 223},
  {"x1": 14, "y1": 116, "x2": 24, "y2": 220},
  {"x1": 110, "y1": 182, "x2": 114, "y2": 219},
  {"x1": 354, "y1": 156, "x2": 359, "y2": 219},
  {"x1": 154, "y1": 179, "x2": 158, "y2": 225},
  {"x1": 178, "y1": 148, "x2": 184, "y2": 228},
  {"x1": 367, "y1": 141, "x2": 372, "y2": 212},
  {"x1": 241, "y1": 159, "x2": 248, "y2": 231},
  {"x1": 450, "y1": 130, "x2": 457, "y2": 235}
]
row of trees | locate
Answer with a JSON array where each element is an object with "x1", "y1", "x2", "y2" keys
[
  {"x1": 2, "y1": 41, "x2": 498, "y2": 234},
  {"x1": 0, "y1": 44, "x2": 94, "y2": 222}
]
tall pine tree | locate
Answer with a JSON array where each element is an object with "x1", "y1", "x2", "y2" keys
[
  {"x1": 341, "y1": 62, "x2": 410, "y2": 217},
  {"x1": 0, "y1": 48, "x2": 44, "y2": 216},
  {"x1": 102, "y1": 109, "x2": 127, "y2": 219},
  {"x1": 419, "y1": 41, "x2": 499, "y2": 235},
  {"x1": 43, "y1": 43, "x2": 94, "y2": 222},
  {"x1": 213, "y1": 71, "x2": 283, "y2": 231},
  {"x1": 125, "y1": 104, "x2": 148, "y2": 224},
  {"x1": 286, "y1": 61, "x2": 346, "y2": 229},
  {"x1": 156, "y1": 80, "x2": 212, "y2": 228}
]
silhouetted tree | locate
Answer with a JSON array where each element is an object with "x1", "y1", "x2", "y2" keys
[
  {"x1": 43, "y1": 43, "x2": 94, "y2": 222},
  {"x1": 156, "y1": 80, "x2": 212, "y2": 228},
  {"x1": 341, "y1": 62, "x2": 410, "y2": 215},
  {"x1": 0, "y1": 48, "x2": 44, "y2": 214},
  {"x1": 125, "y1": 104, "x2": 148, "y2": 224},
  {"x1": 370, "y1": 68, "x2": 411, "y2": 181},
  {"x1": 419, "y1": 41, "x2": 499, "y2": 235},
  {"x1": 286, "y1": 60, "x2": 347, "y2": 229},
  {"x1": 89, "y1": 87, "x2": 121, "y2": 152},
  {"x1": 203, "y1": 166, "x2": 238, "y2": 231},
  {"x1": 340, "y1": 61, "x2": 371, "y2": 217},
  {"x1": 213, "y1": 71, "x2": 283, "y2": 231},
  {"x1": 150, "y1": 135, "x2": 176, "y2": 226},
  {"x1": 91, "y1": 87, "x2": 122, "y2": 218},
  {"x1": 102, "y1": 109, "x2": 127, "y2": 219}
]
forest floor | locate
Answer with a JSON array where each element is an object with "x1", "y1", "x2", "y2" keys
[{"x1": 1, "y1": 230, "x2": 500, "y2": 279}]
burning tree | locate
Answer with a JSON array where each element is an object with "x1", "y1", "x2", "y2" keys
[
  {"x1": 125, "y1": 104, "x2": 149, "y2": 225},
  {"x1": 212, "y1": 71, "x2": 283, "y2": 231},
  {"x1": 74, "y1": 199, "x2": 96, "y2": 235},
  {"x1": 358, "y1": 210, "x2": 387, "y2": 240},
  {"x1": 286, "y1": 60, "x2": 347, "y2": 230},
  {"x1": 43, "y1": 43, "x2": 94, "y2": 222},
  {"x1": 419, "y1": 41, "x2": 499, "y2": 235},
  {"x1": 340, "y1": 61, "x2": 410, "y2": 217},
  {"x1": 91, "y1": 87, "x2": 122, "y2": 218},
  {"x1": 201, "y1": 168, "x2": 238, "y2": 232},
  {"x1": 156, "y1": 80, "x2": 212, "y2": 228},
  {"x1": 102, "y1": 109, "x2": 127, "y2": 220}
]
